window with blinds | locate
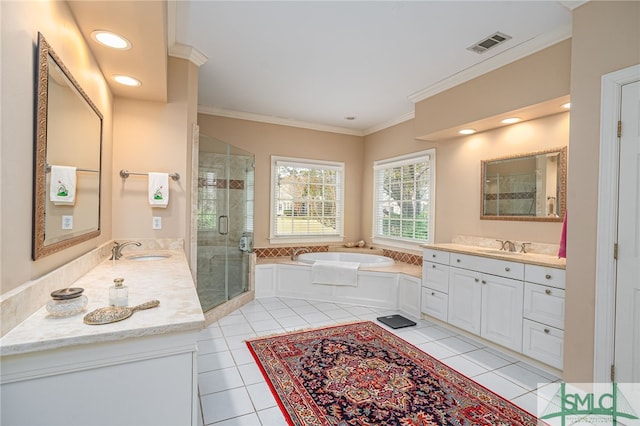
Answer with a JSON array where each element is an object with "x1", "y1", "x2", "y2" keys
[
  {"x1": 271, "y1": 156, "x2": 344, "y2": 242},
  {"x1": 373, "y1": 150, "x2": 435, "y2": 246}
]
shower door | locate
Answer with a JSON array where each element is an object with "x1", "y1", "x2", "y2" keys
[{"x1": 196, "y1": 135, "x2": 254, "y2": 312}]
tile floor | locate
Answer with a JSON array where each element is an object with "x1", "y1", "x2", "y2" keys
[{"x1": 196, "y1": 297, "x2": 560, "y2": 425}]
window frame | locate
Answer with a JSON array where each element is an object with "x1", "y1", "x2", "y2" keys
[
  {"x1": 270, "y1": 155, "x2": 345, "y2": 244},
  {"x1": 372, "y1": 149, "x2": 436, "y2": 249}
]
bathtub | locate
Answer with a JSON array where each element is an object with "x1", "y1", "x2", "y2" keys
[{"x1": 297, "y1": 252, "x2": 394, "y2": 267}]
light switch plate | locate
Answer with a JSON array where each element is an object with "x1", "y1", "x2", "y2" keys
[
  {"x1": 152, "y1": 216, "x2": 162, "y2": 230},
  {"x1": 62, "y1": 215, "x2": 73, "y2": 230}
]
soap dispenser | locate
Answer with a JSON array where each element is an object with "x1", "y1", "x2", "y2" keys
[{"x1": 109, "y1": 277, "x2": 128, "y2": 307}]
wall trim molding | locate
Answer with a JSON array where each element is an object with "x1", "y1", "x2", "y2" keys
[{"x1": 593, "y1": 63, "x2": 640, "y2": 383}]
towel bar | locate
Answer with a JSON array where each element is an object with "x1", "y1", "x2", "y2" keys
[
  {"x1": 46, "y1": 164, "x2": 99, "y2": 173},
  {"x1": 119, "y1": 169, "x2": 180, "y2": 181}
]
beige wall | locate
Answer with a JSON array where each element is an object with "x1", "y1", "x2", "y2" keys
[
  {"x1": 112, "y1": 57, "x2": 198, "y2": 261},
  {"x1": 563, "y1": 1, "x2": 640, "y2": 383},
  {"x1": 363, "y1": 113, "x2": 569, "y2": 251},
  {"x1": 414, "y1": 40, "x2": 571, "y2": 139},
  {"x1": 197, "y1": 115, "x2": 364, "y2": 248},
  {"x1": 0, "y1": 1, "x2": 113, "y2": 294}
]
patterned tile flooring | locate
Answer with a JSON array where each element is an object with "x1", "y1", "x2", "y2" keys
[{"x1": 196, "y1": 297, "x2": 560, "y2": 425}]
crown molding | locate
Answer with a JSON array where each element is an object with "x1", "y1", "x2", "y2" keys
[
  {"x1": 408, "y1": 23, "x2": 572, "y2": 104},
  {"x1": 559, "y1": 1, "x2": 589, "y2": 11},
  {"x1": 169, "y1": 43, "x2": 208, "y2": 66},
  {"x1": 198, "y1": 106, "x2": 366, "y2": 137},
  {"x1": 364, "y1": 111, "x2": 415, "y2": 136}
]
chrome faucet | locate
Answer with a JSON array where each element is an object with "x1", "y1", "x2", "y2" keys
[
  {"x1": 291, "y1": 247, "x2": 310, "y2": 261},
  {"x1": 496, "y1": 239, "x2": 516, "y2": 252},
  {"x1": 110, "y1": 240, "x2": 141, "y2": 260}
]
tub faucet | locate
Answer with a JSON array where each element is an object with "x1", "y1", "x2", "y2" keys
[
  {"x1": 110, "y1": 240, "x2": 142, "y2": 260},
  {"x1": 291, "y1": 247, "x2": 310, "y2": 261}
]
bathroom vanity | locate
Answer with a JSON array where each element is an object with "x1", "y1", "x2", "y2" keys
[
  {"x1": 421, "y1": 244, "x2": 565, "y2": 370},
  {"x1": 0, "y1": 249, "x2": 205, "y2": 426}
]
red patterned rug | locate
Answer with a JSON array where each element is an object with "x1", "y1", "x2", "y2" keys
[{"x1": 246, "y1": 321, "x2": 539, "y2": 426}]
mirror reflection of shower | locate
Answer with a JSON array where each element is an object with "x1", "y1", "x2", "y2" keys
[{"x1": 196, "y1": 134, "x2": 254, "y2": 312}]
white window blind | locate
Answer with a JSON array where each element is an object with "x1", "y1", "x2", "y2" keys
[
  {"x1": 373, "y1": 150, "x2": 434, "y2": 245},
  {"x1": 271, "y1": 156, "x2": 344, "y2": 240}
]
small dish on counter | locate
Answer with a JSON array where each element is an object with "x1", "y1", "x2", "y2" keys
[{"x1": 46, "y1": 288, "x2": 88, "y2": 317}]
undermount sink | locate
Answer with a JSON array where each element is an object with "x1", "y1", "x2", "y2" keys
[
  {"x1": 125, "y1": 254, "x2": 171, "y2": 261},
  {"x1": 477, "y1": 249, "x2": 523, "y2": 256}
]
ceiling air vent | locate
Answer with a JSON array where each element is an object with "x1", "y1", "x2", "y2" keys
[{"x1": 467, "y1": 32, "x2": 512, "y2": 54}]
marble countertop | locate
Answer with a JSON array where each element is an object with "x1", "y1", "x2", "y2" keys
[
  {"x1": 0, "y1": 250, "x2": 205, "y2": 357},
  {"x1": 421, "y1": 243, "x2": 566, "y2": 269},
  {"x1": 256, "y1": 257, "x2": 422, "y2": 279}
]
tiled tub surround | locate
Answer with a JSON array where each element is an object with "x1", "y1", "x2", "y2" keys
[
  {"x1": 254, "y1": 245, "x2": 423, "y2": 266},
  {"x1": 0, "y1": 242, "x2": 205, "y2": 426}
]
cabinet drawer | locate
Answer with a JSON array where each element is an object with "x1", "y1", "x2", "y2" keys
[
  {"x1": 450, "y1": 253, "x2": 524, "y2": 280},
  {"x1": 421, "y1": 287, "x2": 448, "y2": 322},
  {"x1": 522, "y1": 319, "x2": 564, "y2": 369},
  {"x1": 523, "y1": 282, "x2": 565, "y2": 329},
  {"x1": 422, "y1": 262, "x2": 449, "y2": 293},
  {"x1": 524, "y1": 264, "x2": 565, "y2": 289},
  {"x1": 422, "y1": 249, "x2": 450, "y2": 265}
]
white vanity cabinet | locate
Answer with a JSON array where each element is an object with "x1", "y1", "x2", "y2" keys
[
  {"x1": 1, "y1": 329, "x2": 200, "y2": 426},
  {"x1": 522, "y1": 264, "x2": 566, "y2": 369},
  {"x1": 447, "y1": 255, "x2": 524, "y2": 352},
  {"x1": 421, "y1": 247, "x2": 565, "y2": 369},
  {"x1": 421, "y1": 248, "x2": 450, "y2": 321}
]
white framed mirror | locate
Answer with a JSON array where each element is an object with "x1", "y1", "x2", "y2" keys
[
  {"x1": 481, "y1": 147, "x2": 567, "y2": 222},
  {"x1": 32, "y1": 33, "x2": 103, "y2": 259}
]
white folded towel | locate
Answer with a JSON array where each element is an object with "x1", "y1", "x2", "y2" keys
[
  {"x1": 49, "y1": 165, "x2": 76, "y2": 205},
  {"x1": 312, "y1": 260, "x2": 360, "y2": 286},
  {"x1": 148, "y1": 172, "x2": 169, "y2": 208}
]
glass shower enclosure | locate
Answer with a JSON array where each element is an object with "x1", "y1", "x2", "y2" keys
[{"x1": 196, "y1": 134, "x2": 254, "y2": 312}]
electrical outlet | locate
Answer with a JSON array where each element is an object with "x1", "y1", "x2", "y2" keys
[
  {"x1": 62, "y1": 215, "x2": 73, "y2": 230},
  {"x1": 152, "y1": 216, "x2": 162, "y2": 230}
]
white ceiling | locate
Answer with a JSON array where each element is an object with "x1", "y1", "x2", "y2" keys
[
  {"x1": 173, "y1": 1, "x2": 576, "y2": 135},
  {"x1": 70, "y1": 1, "x2": 580, "y2": 136}
]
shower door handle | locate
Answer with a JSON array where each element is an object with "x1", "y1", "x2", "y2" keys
[{"x1": 218, "y1": 215, "x2": 229, "y2": 235}]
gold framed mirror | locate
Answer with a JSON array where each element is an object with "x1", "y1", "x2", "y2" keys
[
  {"x1": 32, "y1": 33, "x2": 103, "y2": 259},
  {"x1": 481, "y1": 147, "x2": 566, "y2": 222}
]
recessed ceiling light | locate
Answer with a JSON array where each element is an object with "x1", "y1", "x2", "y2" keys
[
  {"x1": 91, "y1": 30, "x2": 131, "y2": 50},
  {"x1": 562, "y1": 102, "x2": 571, "y2": 109},
  {"x1": 459, "y1": 129, "x2": 476, "y2": 135},
  {"x1": 113, "y1": 75, "x2": 141, "y2": 87},
  {"x1": 501, "y1": 117, "x2": 521, "y2": 124}
]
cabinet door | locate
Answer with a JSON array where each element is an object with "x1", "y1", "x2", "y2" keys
[
  {"x1": 523, "y1": 282, "x2": 565, "y2": 329},
  {"x1": 398, "y1": 275, "x2": 421, "y2": 317},
  {"x1": 422, "y1": 261, "x2": 449, "y2": 293},
  {"x1": 522, "y1": 319, "x2": 564, "y2": 369},
  {"x1": 421, "y1": 287, "x2": 448, "y2": 322},
  {"x1": 447, "y1": 268, "x2": 481, "y2": 334},
  {"x1": 481, "y1": 274, "x2": 524, "y2": 352}
]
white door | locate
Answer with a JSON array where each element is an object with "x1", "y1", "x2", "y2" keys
[{"x1": 614, "y1": 79, "x2": 640, "y2": 383}]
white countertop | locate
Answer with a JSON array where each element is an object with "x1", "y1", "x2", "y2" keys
[
  {"x1": 421, "y1": 243, "x2": 566, "y2": 269},
  {"x1": 0, "y1": 250, "x2": 205, "y2": 357}
]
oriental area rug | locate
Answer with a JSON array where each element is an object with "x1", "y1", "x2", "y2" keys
[{"x1": 246, "y1": 321, "x2": 539, "y2": 426}]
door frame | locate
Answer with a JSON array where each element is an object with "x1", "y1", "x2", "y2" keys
[{"x1": 593, "y1": 64, "x2": 640, "y2": 383}]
